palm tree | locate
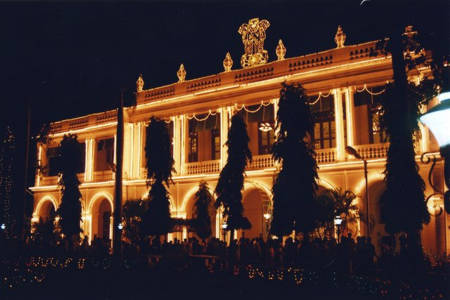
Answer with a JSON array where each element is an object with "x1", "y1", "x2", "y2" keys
[
  {"x1": 271, "y1": 83, "x2": 318, "y2": 237},
  {"x1": 142, "y1": 117, "x2": 174, "y2": 239},
  {"x1": 192, "y1": 181, "x2": 213, "y2": 241},
  {"x1": 316, "y1": 188, "x2": 359, "y2": 238},
  {"x1": 215, "y1": 114, "x2": 252, "y2": 243},
  {"x1": 57, "y1": 134, "x2": 83, "y2": 247}
]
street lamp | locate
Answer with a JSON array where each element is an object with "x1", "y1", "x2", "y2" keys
[
  {"x1": 345, "y1": 146, "x2": 370, "y2": 236},
  {"x1": 334, "y1": 216, "x2": 343, "y2": 242},
  {"x1": 419, "y1": 91, "x2": 450, "y2": 214}
]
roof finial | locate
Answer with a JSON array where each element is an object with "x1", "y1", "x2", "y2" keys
[
  {"x1": 136, "y1": 74, "x2": 144, "y2": 92},
  {"x1": 276, "y1": 39, "x2": 286, "y2": 60},
  {"x1": 177, "y1": 64, "x2": 186, "y2": 82},
  {"x1": 334, "y1": 25, "x2": 346, "y2": 48},
  {"x1": 223, "y1": 52, "x2": 233, "y2": 72}
]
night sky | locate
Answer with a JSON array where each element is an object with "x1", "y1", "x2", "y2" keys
[{"x1": 1, "y1": 0, "x2": 448, "y2": 133}]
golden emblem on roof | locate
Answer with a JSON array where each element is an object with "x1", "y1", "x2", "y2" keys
[{"x1": 238, "y1": 18, "x2": 270, "y2": 68}]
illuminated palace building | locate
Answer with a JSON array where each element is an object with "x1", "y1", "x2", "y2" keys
[{"x1": 31, "y1": 19, "x2": 448, "y2": 256}]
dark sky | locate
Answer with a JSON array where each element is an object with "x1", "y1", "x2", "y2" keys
[{"x1": 1, "y1": 0, "x2": 448, "y2": 132}]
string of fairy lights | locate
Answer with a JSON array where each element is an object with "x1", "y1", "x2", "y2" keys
[
  {"x1": 184, "y1": 84, "x2": 387, "y2": 123},
  {"x1": 165, "y1": 84, "x2": 387, "y2": 135},
  {"x1": 0, "y1": 126, "x2": 15, "y2": 237},
  {"x1": 2, "y1": 256, "x2": 442, "y2": 298}
]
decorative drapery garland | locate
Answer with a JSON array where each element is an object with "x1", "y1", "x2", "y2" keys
[
  {"x1": 186, "y1": 109, "x2": 218, "y2": 122},
  {"x1": 147, "y1": 83, "x2": 388, "y2": 125},
  {"x1": 233, "y1": 99, "x2": 274, "y2": 114},
  {"x1": 307, "y1": 90, "x2": 333, "y2": 106},
  {"x1": 355, "y1": 83, "x2": 387, "y2": 96}
]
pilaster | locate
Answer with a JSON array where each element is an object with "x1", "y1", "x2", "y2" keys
[
  {"x1": 220, "y1": 106, "x2": 231, "y2": 168},
  {"x1": 84, "y1": 138, "x2": 95, "y2": 182},
  {"x1": 333, "y1": 88, "x2": 346, "y2": 161},
  {"x1": 172, "y1": 116, "x2": 182, "y2": 175},
  {"x1": 344, "y1": 87, "x2": 356, "y2": 148},
  {"x1": 180, "y1": 114, "x2": 186, "y2": 175}
]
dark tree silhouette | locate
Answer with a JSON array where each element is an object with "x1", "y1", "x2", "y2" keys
[
  {"x1": 57, "y1": 134, "x2": 83, "y2": 243},
  {"x1": 142, "y1": 117, "x2": 174, "y2": 237},
  {"x1": 192, "y1": 181, "x2": 213, "y2": 241},
  {"x1": 215, "y1": 114, "x2": 251, "y2": 241},
  {"x1": 379, "y1": 83, "x2": 430, "y2": 243},
  {"x1": 123, "y1": 199, "x2": 146, "y2": 246},
  {"x1": 0, "y1": 126, "x2": 15, "y2": 238},
  {"x1": 271, "y1": 83, "x2": 318, "y2": 237},
  {"x1": 374, "y1": 27, "x2": 431, "y2": 256}
]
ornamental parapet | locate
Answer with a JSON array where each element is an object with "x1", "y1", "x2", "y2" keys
[
  {"x1": 49, "y1": 110, "x2": 117, "y2": 136},
  {"x1": 135, "y1": 40, "x2": 383, "y2": 106}
]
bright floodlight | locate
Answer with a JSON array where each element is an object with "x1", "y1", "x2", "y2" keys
[
  {"x1": 263, "y1": 213, "x2": 271, "y2": 220},
  {"x1": 117, "y1": 223, "x2": 124, "y2": 230},
  {"x1": 0, "y1": 223, "x2": 5, "y2": 230},
  {"x1": 334, "y1": 216, "x2": 343, "y2": 226},
  {"x1": 420, "y1": 92, "x2": 450, "y2": 148},
  {"x1": 221, "y1": 223, "x2": 228, "y2": 229}
]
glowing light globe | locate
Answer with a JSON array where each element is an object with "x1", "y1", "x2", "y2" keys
[{"x1": 420, "y1": 91, "x2": 450, "y2": 148}]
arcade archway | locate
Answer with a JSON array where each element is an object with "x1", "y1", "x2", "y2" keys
[{"x1": 90, "y1": 197, "x2": 113, "y2": 241}]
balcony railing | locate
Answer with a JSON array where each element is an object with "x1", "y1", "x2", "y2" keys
[
  {"x1": 40, "y1": 175, "x2": 58, "y2": 186},
  {"x1": 185, "y1": 160, "x2": 220, "y2": 175},
  {"x1": 93, "y1": 170, "x2": 113, "y2": 182},
  {"x1": 247, "y1": 154, "x2": 274, "y2": 170},
  {"x1": 316, "y1": 148, "x2": 337, "y2": 164},
  {"x1": 352, "y1": 143, "x2": 389, "y2": 160},
  {"x1": 39, "y1": 173, "x2": 84, "y2": 186}
]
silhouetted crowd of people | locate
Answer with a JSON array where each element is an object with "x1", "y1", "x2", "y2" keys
[{"x1": 1, "y1": 230, "x2": 445, "y2": 277}]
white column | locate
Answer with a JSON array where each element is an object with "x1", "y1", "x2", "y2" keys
[
  {"x1": 122, "y1": 123, "x2": 133, "y2": 180},
  {"x1": 272, "y1": 98, "x2": 280, "y2": 169},
  {"x1": 272, "y1": 98, "x2": 279, "y2": 131},
  {"x1": 333, "y1": 89, "x2": 346, "y2": 161},
  {"x1": 220, "y1": 107, "x2": 230, "y2": 168},
  {"x1": 84, "y1": 138, "x2": 95, "y2": 182},
  {"x1": 135, "y1": 122, "x2": 143, "y2": 178},
  {"x1": 172, "y1": 116, "x2": 181, "y2": 175},
  {"x1": 419, "y1": 104, "x2": 429, "y2": 153},
  {"x1": 344, "y1": 87, "x2": 356, "y2": 147},
  {"x1": 113, "y1": 134, "x2": 117, "y2": 180},
  {"x1": 180, "y1": 114, "x2": 186, "y2": 175},
  {"x1": 36, "y1": 144, "x2": 43, "y2": 186}
]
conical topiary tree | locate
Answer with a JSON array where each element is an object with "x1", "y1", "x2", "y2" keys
[
  {"x1": 57, "y1": 134, "x2": 83, "y2": 244},
  {"x1": 192, "y1": 181, "x2": 213, "y2": 241},
  {"x1": 142, "y1": 117, "x2": 174, "y2": 238},
  {"x1": 271, "y1": 83, "x2": 318, "y2": 237},
  {"x1": 379, "y1": 83, "x2": 429, "y2": 248},
  {"x1": 215, "y1": 114, "x2": 252, "y2": 242}
]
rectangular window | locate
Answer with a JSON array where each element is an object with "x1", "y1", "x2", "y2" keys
[
  {"x1": 95, "y1": 138, "x2": 114, "y2": 171},
  {"x1": 238, "y1": 103, "x2": 275, "y2": 155},
  {"x1": 188, "y1": 114, "x2": 219, "y2": 162},
  {"x1": 258, "y1": 122, "x2": 275, "y2": 154},
  {"x1": 354, "y1": 85, "x2": 388, "y2": 144},
  {"x1": 46, "y1": 147, "x2": 59, "y2": 176},
  {"x1": 311, "y1": 95, "x2": 335, "y2": 149},
  {"x1": 77, "y1": 142, "x2": 86, "y2": 174},
  {"x1": 211, "y1": 129, "x2": 221, "y2": 160},
  {"x1": 46, "y1": 142, "x2": 85, "y2": 175},
  {"x1": 188, "y1": 131, "x2": 198, "y2": 162}
]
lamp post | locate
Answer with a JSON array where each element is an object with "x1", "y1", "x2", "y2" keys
[
  {"x1": 419, "y1": 91, "x2": 450, "y2": 214},
  {"x1": 346, "y1": 146, "x2": 370, "y2": 237},
  {"x1": 334, "y1": 215, "x2": 343, "y2": 242}
]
